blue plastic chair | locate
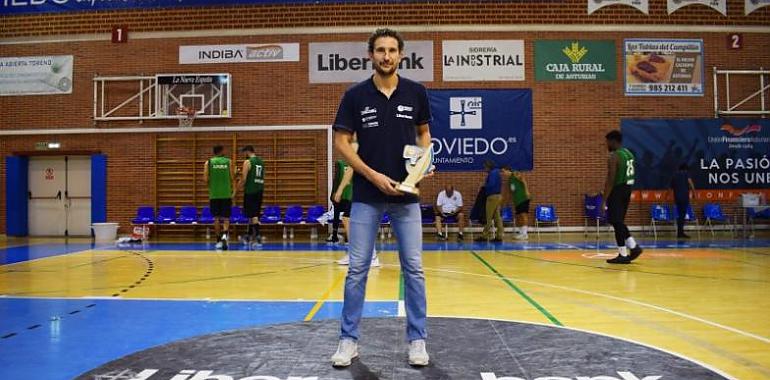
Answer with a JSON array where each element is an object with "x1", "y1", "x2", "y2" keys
[
  {"x1": 703, "y1": 203, "x2": 732, "y2": 236},
  {"x1": 283, "y1": 205, "x2": 304, "y2": 224},
  {"x1": 420, "y1": 204, "x2": 435, "y2": 224},
  {"x1": 304, "y1": 205, "x2": 325, "y2": 223},
  {"x1": 583, "y1": 194, "x2": 606, "y2": 238},
  {"x1": 650, "y1": 204, "x2": 674, "y2": 239},
  {"x1": 501, "y1": 206, "x2": 514, "y2": 223},
  {"x1": 260, "y1": 205, "x2": 281, "y2": 224},
  {"x1": 199, "y1": 207, "x2": 215, "y2": 224},
  {"x1": 176, "y1": 206, "x2": 198, "y2": 224},
  {"x1": 230, "y1": 206, "x2": 249, "y2": 224},
  {"x1": 379, "y1": 212, "x2": 392, "y2": 240},
  {"x1": 132, "y1": 206, "x2": 154, "y2": 224},
  {"x1": 535, "y1": 205, "x2": 560, "y2": 238},
  {"x1": 155, "y1": 206, "x2": 176, "y2": 224}
]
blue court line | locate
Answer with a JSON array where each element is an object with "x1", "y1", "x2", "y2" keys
[
  {"x1": 110, "y1": 239, "x2": 770, "y2": 252},
  {"x1": 0, "y1": 298, "x2": 397, "y2": 380}
]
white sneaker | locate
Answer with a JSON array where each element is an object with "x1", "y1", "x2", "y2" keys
[
  {"x1": 336, "y1": 255, "x2": 350, "y2": 265},
  {"x1": 408, "y1": 339, "x2": 429, "y2": 366},
  {"x1": 331, "y1": 339, "x2": 358, "y2": 367},
  {"x1": 370, "y1": 255, "x2": 381, "y2": 268},
  {"x1": 215, "y1": 241, "x2": 223, "y2": 250},
  {"x1": 514, "y1": 233, "x2": 529, "y2": 240}
]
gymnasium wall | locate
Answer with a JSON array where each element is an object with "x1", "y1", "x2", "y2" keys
[{"x1": 1, "y1": 1, "x2": 769, "y2": 233}]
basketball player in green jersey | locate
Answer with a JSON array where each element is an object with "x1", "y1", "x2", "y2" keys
[
  {"x1": 502, "y1": 166, "x2": 531, "y2": 240},
  {"x1": 204, "y1": 145, "x2": 235, "y2": 250},
  {"x1": 602, "y1": 131, "x2": 643, "y2": 264},
  {"x1": 235, "y1": 145, "x2": 265, "y2": 245}
]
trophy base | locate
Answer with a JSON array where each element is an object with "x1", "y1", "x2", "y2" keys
[{"x1": 395, "y1": 182, "x2": 420, "y2": 196}]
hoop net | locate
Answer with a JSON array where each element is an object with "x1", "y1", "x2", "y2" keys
[{"x1": 177, "y1": 106, "x2": 196, "y2": 127}]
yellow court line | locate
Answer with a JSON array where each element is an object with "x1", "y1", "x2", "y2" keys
[{"x1": 303, "y1": 271, "x2": 347, "y2": 321}]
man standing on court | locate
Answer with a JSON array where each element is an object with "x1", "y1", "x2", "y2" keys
[
  {"x1": 475, "y1": 160, "x2": 504, "y2": 242},
  {"x1": 204, "y1": 145, "x2": 235, "y2": 250},
  {"x1": 502, "y1": 166, "x2": 531, "y2": 240},
  {"x1": 234, "y1": 145, "x2": 265, "y2": 245},
  {"x1": 670, "y1": 163, "x2": 696, "y2": 239},
  {"x1": 602, "y1": 131, "x2": 643, "y2": 264},
  {"x1": 330, "y1": 28, "x2": 432, "y2": 367}
]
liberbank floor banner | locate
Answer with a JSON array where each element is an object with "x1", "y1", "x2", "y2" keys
[
  {"x1": 428, "y1": 89, "x2": 533, "y2": 172},
  {"x1": 621, "y1": 119, "x2": 770, "y2": 199}
]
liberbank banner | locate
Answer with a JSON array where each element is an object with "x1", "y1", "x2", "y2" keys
[
  {"x1": 309, "y1": 41, "x2": 433, "y2": 83},
  {"x1": 428, "y1": 89, "x2": 533, "y2": 172},
  {"x1": 621, "y1": 119, "x2": 770, "y2": 199}
]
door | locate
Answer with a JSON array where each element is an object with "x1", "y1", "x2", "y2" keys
[
  {"x1": 28, "y1": 157, "x2": 66, "y2": 236},
  {"x1": 28, "y1": 156, "x2": 92, "y2": 236},
  {"x1": 66, "y1": 156, "x2": 92, "y2": 236}
]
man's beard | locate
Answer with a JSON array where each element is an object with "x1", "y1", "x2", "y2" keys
[{"x1": 374, "y1": 60, "x2": 397, "y2": 76}]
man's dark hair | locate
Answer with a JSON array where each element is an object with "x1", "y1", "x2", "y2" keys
[
  {"x1": 213, "y1": 145, "x2": 224, "y2": 155},
  {"x1": 241, "y1": 145, "x2": 255, "y2": 153},
  {"x1": 501, "y1": 165, "x2": 512, "y2": 171},
  {"x1": 368, "y1": 28, "x2": 405, "y2": 53},
  {"x1": 605, "y1": 130, "x2": 623, "y2": 143},
  {"x1": 484, "y1": 160, "x2": 496, "y2": 170}
]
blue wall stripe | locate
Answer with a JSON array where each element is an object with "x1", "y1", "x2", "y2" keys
[
  {"x1": 5, "y1": 156, "x2": 29, "y2": 236},
  {"x1": 91, "y1": 154, "x2": 107, "y2": 223}
]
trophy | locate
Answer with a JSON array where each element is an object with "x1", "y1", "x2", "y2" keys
[{"x1": 395, "y1": 144, "x2": 435, "y2": 195}]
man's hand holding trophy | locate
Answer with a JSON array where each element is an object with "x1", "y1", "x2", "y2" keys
[{"x1": 394, "y1": 143, "x2": 435, "y2": 196}]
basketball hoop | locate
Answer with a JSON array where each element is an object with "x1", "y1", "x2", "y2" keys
[{"x1": 177, "y1": 106, "x2": 196, "y2": 127}]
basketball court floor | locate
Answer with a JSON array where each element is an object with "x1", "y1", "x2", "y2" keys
[{"x1": 1, "y1": 233, "x2": 768, "y2": 379}]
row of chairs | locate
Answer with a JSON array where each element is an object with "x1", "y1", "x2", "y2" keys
[
  {"x1": 131, "y1": 205, "x2": 326, "y2": 225},
  {"x1": 419, "y1": 203, "x2": 561, "y2": 238},
  {"x1": 583, "y1": 194, "x2": 756, "y2": 239}
]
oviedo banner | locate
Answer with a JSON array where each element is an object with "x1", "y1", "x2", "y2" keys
[
  {"x1": 621, "y1": 119, "x2": 770, "y2": 200},
  {"x1": 428, "y1": 89, "x2": 533, "y2": 172}
]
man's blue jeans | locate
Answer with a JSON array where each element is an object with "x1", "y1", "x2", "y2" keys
[{"x1": 340, "y1": 202, "x2": 427, "y2": 342}]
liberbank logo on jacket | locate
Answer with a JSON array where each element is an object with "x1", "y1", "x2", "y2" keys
[{"x1": 428, "y1": 89, "x2": 533, "y2": 172}]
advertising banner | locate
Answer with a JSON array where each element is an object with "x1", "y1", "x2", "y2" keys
[
  {"x1": 0, "y1": 55, "x2": 73, "y2": 96},
  {"x1": 428, "y1": 89, "x2": 533, "y2": 172},
  {"x1": 442, "y1": 40, "x2": 525, "y2": 82},
  {"x1": 179, "y1": 44, "x2": 300, "y2": 64},
  {"x1": 624, "y1": 39, "x2": 704, "y2": 96},
  {"x1": 309, "y1": 41, "x2": 433, "y2": 84},
  {"x1": 535, "y1": 40, "x2": 616, "y2": 81},
  {"x1": 621, "y1": 118, "x2": 770, "y2": 200}
]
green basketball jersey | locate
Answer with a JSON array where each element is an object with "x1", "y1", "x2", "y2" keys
[
  {"x1": 333, "y1": 160, "x2": 353, "y2": 201},
  {"x1": 509, "y1": 175, "x2": 529, "y2": 206},
  {"x1": 208, "y1": 156, "x2": 232, "y2": 199},
  {"x1": 245, "y1": 156, "x2": 265, "y2": 194},
  {"x1": 614, "y1": 148, "x2": 636, "y2": 186}
]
